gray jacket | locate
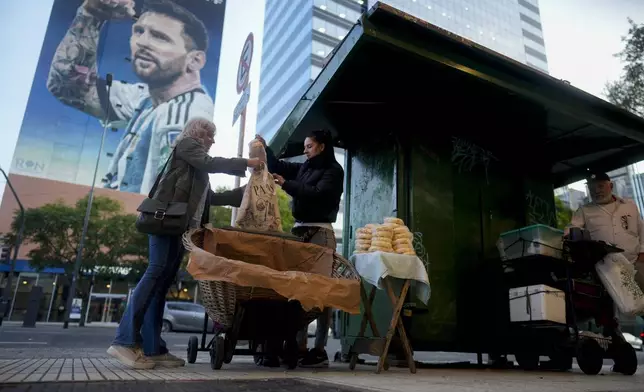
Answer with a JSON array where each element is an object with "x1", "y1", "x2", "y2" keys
[{"x1": 153, "y1": 137, "x2": 247, "y2": 227}]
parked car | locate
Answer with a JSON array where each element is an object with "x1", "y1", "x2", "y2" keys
[
  {"x1": 623, "y1": 332, "x2": 643, "y2": 351},
  {"x1": 162, "y1": 301, "x2": 214, "y2": 333}
]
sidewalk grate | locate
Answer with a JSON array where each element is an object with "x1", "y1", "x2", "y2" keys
[{"x1": 0, "y1": 379, "x2": 371, "y2": 392}]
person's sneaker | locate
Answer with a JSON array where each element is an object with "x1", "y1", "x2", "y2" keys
[
  {"x1": 299, "y1": 348, "x2": 329, "y2": 368},
  {"x1": 146, "y1": 352, "x2": 186, "y2": 368},
  {"x1": 107, "y1": 345, "x2": 156, "y2": 369}
]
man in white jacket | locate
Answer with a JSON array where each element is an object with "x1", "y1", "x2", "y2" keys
[
  {"x1": 565, "y1": 172, "x2": 644, "y2": 373},
  {"x1": 567, "y1": 172, "x2": 644, "y2": 286}
]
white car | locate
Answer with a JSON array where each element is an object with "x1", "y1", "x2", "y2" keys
[
  {"x1": 622, "y1": 332, "x2": 643, "y2": 351},
  {"x1": 307, "y1": 319, "x2": 334, "y2": 337}
]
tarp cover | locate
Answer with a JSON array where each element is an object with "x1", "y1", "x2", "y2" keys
[{"x1": 185, "y1": 227, "x2": 361, "y2": 314}]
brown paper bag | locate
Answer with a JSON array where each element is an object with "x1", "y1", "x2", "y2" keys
[{"x1": 235, "y1": 140, "x2": 282, "y2": 232}]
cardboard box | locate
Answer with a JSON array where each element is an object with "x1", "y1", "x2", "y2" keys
[{"x1": 509, "y1": 284, "x2": 566, "y2": 324}]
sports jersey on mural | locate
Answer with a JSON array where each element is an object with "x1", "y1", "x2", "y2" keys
[{"x1": 10, "y1": 0, "x2": 226, "y2": 194}]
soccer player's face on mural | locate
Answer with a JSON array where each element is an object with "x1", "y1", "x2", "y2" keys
[{"x1": 130, "y1": 12, "x2": 201, "y2": 86}]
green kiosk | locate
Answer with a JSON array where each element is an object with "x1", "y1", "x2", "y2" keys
[{"x1": 268, "y1": 2, "x2": 644, "y2": 369}]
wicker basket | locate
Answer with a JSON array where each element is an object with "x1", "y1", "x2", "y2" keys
[{"x1": 194, "y1": 230, "x2": 361, "y2": 329}]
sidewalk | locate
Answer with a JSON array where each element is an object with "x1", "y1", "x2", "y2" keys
[{"x1": 0, "y1": 353, "x2": 641, "y2": 392}]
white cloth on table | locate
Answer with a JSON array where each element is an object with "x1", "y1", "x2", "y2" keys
[{"x1": 350, "y1": 252, "x2": 430, "y2": 305}]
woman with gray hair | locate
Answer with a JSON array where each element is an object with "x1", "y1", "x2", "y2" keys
[{"x1": 108, "y1": 118, "x2": 261, "y2": 370}]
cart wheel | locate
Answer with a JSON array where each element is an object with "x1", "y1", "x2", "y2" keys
[
  {"x1": 612, "y1": 342, "x2": 638, "y2": 376},
  {"x1": 577, "y1": 338, "x2": 604, "y2": 375},
  {"x1": 187, "y1": 336, "x2": 199, "y2": 364},
  {"x1": 223, "y1": 335, "x2": 235, "y2": 364},
  {"x1": 515, "y1": 353, "x2": 539, "y2": 371},
  {"x1": 210, "y1": 336, "x2": 225, "y2": 370}
]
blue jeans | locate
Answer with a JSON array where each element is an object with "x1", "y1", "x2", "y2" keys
[{"x1": 113, "y1": 234, "x2": 184, "y2": 356}]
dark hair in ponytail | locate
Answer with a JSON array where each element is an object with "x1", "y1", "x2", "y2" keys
[{"x1": 308, "y1": 129, "x2": 333, "y2": 151}]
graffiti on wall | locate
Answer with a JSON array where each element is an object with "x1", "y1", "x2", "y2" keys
[
  {"x1": 412, "y1": 231, "x2": 431, "y2": 271},
  {"x1": 451, "y1": 137, "x2": 498, "y2": 183},
  {"x1": 525, "y1": 190, "x2": 556, "y2": 226}
]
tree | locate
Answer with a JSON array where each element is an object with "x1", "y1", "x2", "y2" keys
[
  {"x1": 5, "y1": 195, "x2": 148, "y2": 321},
  {"x1": 209, "y1": 186, "x2": 234, "y2": 228},
  {"x1": 554, "y1": 196, "x2": 573, "y2": 231},
  {"x1": 277, "y1": 188, "x2": 295, "y2": 233},
  {"x1": 605, "y1": 18, "x2": 644, "y2": 116},
  {"x1": 209, "y1": 186, "x2": 295, "y2": 232}
]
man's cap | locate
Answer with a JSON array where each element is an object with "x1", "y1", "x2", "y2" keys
[{"x1": 586, "y1": 172, "x2": 611, "y2": 182}]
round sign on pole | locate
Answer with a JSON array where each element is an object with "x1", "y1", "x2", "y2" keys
[{"x1": 236, "y1": 33, "x2": 254, "y2": 94}]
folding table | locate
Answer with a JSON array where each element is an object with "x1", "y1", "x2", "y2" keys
[{"x1": 348, "y1": 253, "x2": 431, "y2": 373}]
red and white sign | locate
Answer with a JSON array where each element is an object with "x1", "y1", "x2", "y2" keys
[{"x1": 236, "y1": 33, "x2": 254, "y2": 94}]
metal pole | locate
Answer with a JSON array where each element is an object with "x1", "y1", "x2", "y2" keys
[
  {"x1": 0, "y1": 167, "x2": 26, "y2": 326},
  {"x1": 47, "y1": 275, "x2": 58, "y2": 322},
  {"x1": 230, "y1": 108, "x2": 247, "y2": 225},
  {"x1": 63, "y1": 74, "x2": 113, "y2": 329}
]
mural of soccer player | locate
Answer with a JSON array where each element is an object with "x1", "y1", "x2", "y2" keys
[{"x1": 46, "y1": 0, "x2": 215, "y2": 194}]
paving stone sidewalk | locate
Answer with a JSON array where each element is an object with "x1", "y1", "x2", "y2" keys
[{"x1": 1, "y1": 354, "x2": 643, "y2": 392}]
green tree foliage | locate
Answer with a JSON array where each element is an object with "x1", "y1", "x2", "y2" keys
[
  {"x1": 209, "y1": 186, "x2": 234, "y2": 228},
  {"x1": 277, "y1": 188, "x2": 295, "y2": 233},
  {"x1": 7, "y1": 195, "x2": 147, "y2": 278},
  {"x1": 554, "y1": 196, "x2": 573, "y2": 230},
  {"x1": 605, "y1": 18, "x2": 644, "y2": 116}
]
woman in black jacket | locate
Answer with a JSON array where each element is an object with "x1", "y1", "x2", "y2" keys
[{"x1": 255, "y1": 129, "x2": 344, "y2": 368}]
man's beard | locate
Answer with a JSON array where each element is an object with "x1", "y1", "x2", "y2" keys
[
  {"x1": 591, "y1": 194, "x2": 613, "y2": 204},
  {"x1": 133, "y1": 56, "x2": 185, "y2": 88}
]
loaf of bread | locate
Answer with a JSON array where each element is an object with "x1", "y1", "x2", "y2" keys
[
  {"x1": 384, "y1": 217, "x2": 405, "y2": 226},
  {"x1": 368, "y1": 246, "x2": 393, "y2": 253}
]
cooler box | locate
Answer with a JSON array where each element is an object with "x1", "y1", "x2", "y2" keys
[
  {"x1": 509, "y1": 284, "x2": 566, "y2": 324},
  {"x1": 497, "y1": 224, "x2": 564, "y2": 261}
]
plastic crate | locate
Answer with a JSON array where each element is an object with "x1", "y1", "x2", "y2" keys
[{"x1": 497, "y1": 224, "x2": 564, "y2": 261}]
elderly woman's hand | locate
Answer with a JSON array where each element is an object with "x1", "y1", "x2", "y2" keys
[{"x1": 247, "y1": 158, "x2": 263, "y2": 169}]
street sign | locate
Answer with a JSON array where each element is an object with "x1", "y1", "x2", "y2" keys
[
  {"x1": 233, "y1": 83, "x2": 251, "y2": 125},
  {"x1": 236, "y1": 33, "x2": 254, "y2": 94}
]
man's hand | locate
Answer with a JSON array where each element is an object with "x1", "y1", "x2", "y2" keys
[
  {"x1": 273, "y1": 174, "x2": 285, "y2": 186},
  {"x1": 83, "y1": 0, "x2": 136, "y2": 19},
  {"x1": 255, "y1": 135, "x2": 267, "y2": 148},
  {"x1": 637, "y1": 253, "x2": 644, "y2": 263},
  {"x1": 247, "y1": 158, "x2": 263, "y2": 170}
]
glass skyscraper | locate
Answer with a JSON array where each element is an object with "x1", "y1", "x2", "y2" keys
[
  {"x1": 257, "y1": 0, "x2": 548, "y2": 142},
  {"x1": 257, "y1": 0, "x2": 366, "y2": 142},
  {"x1": 371, "y1": 0, "x2": 548, "y2": 72}
]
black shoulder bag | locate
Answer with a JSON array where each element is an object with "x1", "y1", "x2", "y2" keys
[{"x1": 135, "y1": 150, "x2": 194, "y2": 236}]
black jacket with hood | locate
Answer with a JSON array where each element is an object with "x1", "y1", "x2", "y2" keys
[{"x1": 266, "y1": 147, "x2": 344, "y2": 224}]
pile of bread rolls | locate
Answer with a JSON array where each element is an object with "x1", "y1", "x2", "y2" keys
[{"x1": 353, "y1": 217, "x2": 416, "y2": 256}]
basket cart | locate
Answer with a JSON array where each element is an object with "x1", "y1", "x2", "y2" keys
[
  {"x1": 500, "y1": 228, "x2": 638, "y2": 376},
  {"x1": 185, "y1": 227, "x2": 360, "y2": 370}
]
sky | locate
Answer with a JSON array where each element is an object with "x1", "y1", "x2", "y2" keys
[{"x1": 0, "y1": 0, "x2": 642, "y2": 201}]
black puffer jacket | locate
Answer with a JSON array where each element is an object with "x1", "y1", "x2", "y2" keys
[{"x1": 266, "y1": 147, "x2": 344, "y2": 224}]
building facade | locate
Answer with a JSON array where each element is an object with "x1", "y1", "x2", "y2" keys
[
  {"x1": 0, "y1": 175, "x2": 199, "y2": 325},
  {"x1": 369, "y1": 0, "x2": 548, "y2": 72}
]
